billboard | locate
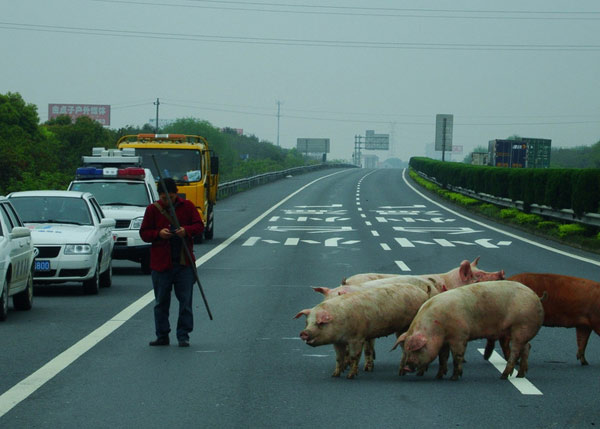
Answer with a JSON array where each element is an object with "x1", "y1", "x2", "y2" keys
[
  {"x1": 296, "y1": 138, "x2": 330, "y2": 153},
  {"x1": 49, "y1": 104, "x2": 110, "y2": 125},
  {"x1": 435, "y1": 114, "x2": 453, "y2": 151},
  {"x1": 364, "y1": 130, "x2": 389, "y2": 150}
]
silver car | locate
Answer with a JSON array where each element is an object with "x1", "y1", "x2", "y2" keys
[
  {"x1": 0, "y1": 196, "x2": 36, "y2": 321},
  {"x1": 8, "y1": 191, "x2": 115, "y2": 295}
]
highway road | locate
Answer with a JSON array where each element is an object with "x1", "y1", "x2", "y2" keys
[{"x1": 1, "y1": 167, "x2": 599, "y2": 428}]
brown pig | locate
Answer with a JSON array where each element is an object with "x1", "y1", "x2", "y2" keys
[
  {"x1": 295, "y1": 283, "x2": 429, "y2": 379},
  {"x1": 392, "y1": 281, "x2": 544, "y2": 380},
  {"x1": 485, "y1": 273, "x2": 600, "y2": 365},
  {"x1": 341, "y1": 256, "x2": 505, "y2": 290}
]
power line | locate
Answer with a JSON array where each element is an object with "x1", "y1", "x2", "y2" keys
[
  {"x1": 1, "y1": 22, "x2": 599, "y2": 50},
  {"x1": 93, "y1": 0, "x2": 600, "y2": 21}
]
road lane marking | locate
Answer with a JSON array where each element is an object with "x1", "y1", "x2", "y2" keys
[
  {"x1": 402, "y1": 169, "x2": 600, "y2": 267},
  {"x1": 395, "y1": 261, "x2": 411, "y2": 271},
  {"x1": 477, "y1": 349, "x2": 543, "y2": 395},
  {"x1": 380, "y1": 243, "x2": 391, "y2": 251},
  {"x1": 0, "y1": 168, "x2": 352, "y2": 419},
  {"x1": 371, "y1": 230, "x2": 380, "y2": 237}
]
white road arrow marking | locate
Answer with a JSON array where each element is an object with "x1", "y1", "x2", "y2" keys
[
  {"x1": 295, "y1": 204, "x2": 342, "y2": 208},
  {"x1": 342, "y1": 240, "x2": 360, "y2": 245},
  {"x1": 269, "y1": 216, "x2": 280, "y2": 222},
  {"x1": 451, "y1": 241, "x2": 476, "y2": 246},
  {"x1": 475, "y1": 238, "x2": 499, "y2": 248},
  {"x1": 267, "y1": 226, "x2": 354, "y2": 234},
  {"x1": 433, "y1": 239, "x2": 455, "y2": 247},
  {"x1": 325, "y1": 216, "x2": 350, "y2": 222},
  {"x1": 325, "y1": 238, "x2": 343, "y2": 247},
  {"x1": 498, "y1": 241, "x2": 512, "y2": 246},
  {"x1": 263, "y1": 240, "x2": 280, "y2": 244},
  {"x1": 300, "y1": 240, "x2": 320, "y2": 244},
  {"x1": 413, "y1": 240, "x2": 435, "y2": 245},
  {"x1": 376, "y1": 217, "x2": 388, "y2": 223},
  {"x1": 392, "y1": 227, "x2": 483, "y2": 235},
  {"x1": 379, "y1": 205, "x2": 426, "y2": 209},
  {"x1": 284, "y1": 238, "x2": 299, "y2": 246}
]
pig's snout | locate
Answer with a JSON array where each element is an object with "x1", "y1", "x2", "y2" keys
[
  {"x1": 300, "y1": 331, "x2": 309, "y2": 341},
  {"x1": 498, "y1": 270, "x2": 505, "y2": 280}
]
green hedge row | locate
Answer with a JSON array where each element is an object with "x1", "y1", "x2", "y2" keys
[{"x1": 409, "y1": 157, "x2": 600, "y2": 216}]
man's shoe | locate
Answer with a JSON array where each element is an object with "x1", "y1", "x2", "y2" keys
[
  {"x1": 178, "y1": 340, "x2": 190, "y2": 347},
  {"x1": 149, "y1": 337, "x2": 169, "y2": 346}
]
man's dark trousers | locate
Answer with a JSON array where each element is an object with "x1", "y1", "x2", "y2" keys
[{"x1": 151, "y1": 263, "x2": 194, "y2": 342}]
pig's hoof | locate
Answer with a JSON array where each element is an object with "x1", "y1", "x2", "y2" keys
[
  {"x1": 516, "y1": 372, "x2": 526, "y2": 378},
  {"x1": 450, "y1": 375, "x2": 459, "y2": 381},
  {"x1": 346, "y1": 373, "x2": 357, "y2": 379},
  {"x1": 331, "y1": 371, "x2": 341, "y2": 377},
  {"x1": 500, "y1": 373, "x2": 508, "y2": 380},
  {"x1": 363, "y1": 363, "x2": 374, "y2": 372}
]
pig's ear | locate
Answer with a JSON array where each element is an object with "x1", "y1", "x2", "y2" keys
[
  {"x1": 294, "y1": 309, "x2": 311, "y2": 319},
  {"x1": 405, "y1": 333, "x2": 427, "y2": 351},
  {"x1": 341, "y1": 277, "x2": 348, "y2": 285},
  {"x1": 471, "y1": 256, "x2": 481, "y2": 267},
  {"x1": 391, "y1": 332, "x2": 407, "y2": 351},
  {"x1": 315, "y1": 309, "x2": 333, "y2": 325},
  {"x1": 459, "y1": 260, "x2": 473, "y2": 282},
  {"x1": 312, "y1": 287, "x2": 330, "y2": 296}
]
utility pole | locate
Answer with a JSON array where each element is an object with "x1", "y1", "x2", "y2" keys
[
  {"x1": 276, "y1": 100, "x2": 281, "y2": 146},
  {"x1": 154, "y1": 98, "x2": 160, "y2": 133}
]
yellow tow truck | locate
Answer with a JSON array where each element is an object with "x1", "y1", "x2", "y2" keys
[{"x1": 116, "y1": 134, "x2": 219, "y2": 241}]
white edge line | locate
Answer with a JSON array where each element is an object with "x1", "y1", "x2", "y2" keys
[
  {"x1": 0, "y1": 168, "x2": 352, "y2": 418},
  {"x1": 402, "y1": 169, "x2": 600, "y2": 267},
  {"x1": 477, "y1": 348, "x2": 543, "y2": 395}
]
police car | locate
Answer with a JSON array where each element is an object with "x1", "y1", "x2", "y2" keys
[
  {"x1": 68, "y1": 148, "x2": 158, "y2": 274},
  {"x1": 0, "y1": 196, "x2": 36, "y2": 321},
  {"x1": 8, "y1": 191, "x2": 115, "y2": 295}
]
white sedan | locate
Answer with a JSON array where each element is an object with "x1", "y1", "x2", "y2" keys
[
  {"x1": 0, "y1": 196, "x2": 36, "y2": 321},
  {"x1": 8, "y1": 191, "x2": 115, "y2": 295}
]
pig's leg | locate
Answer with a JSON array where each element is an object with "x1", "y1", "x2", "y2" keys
[
  {"x1": 346, "y1": 341, "x2": 363, "y2": 379},
  {"x1": 363, "y1": 339, "x2": 375, "y2": 371},
  {"x1": 499, "y1": 336, "x2": 511, "y2": 360},
  {"x1": 436, "y1": 344, "x2": 450, "y2": 379},
  {"x1": 398, "y1": 352, "x2": 408, "y2": 376},
  {"x1": 449, "y1": 342, "x2": 467, "y2": 381},
  {"x1": 575, "y1": 326, "x2": 592, "y2": 365},
  {"x1": 516, "y1": 343, "x2": 531, "y2": 378},
  {"x1": 501, "y1": 341, "x2": 523, "y2": 379},
  {"x1": 483, "y1": 339, "x2": 495, "y2": 360},
  {"x1": 332, "y1": 344, "x2": 346, "y2": 377}
]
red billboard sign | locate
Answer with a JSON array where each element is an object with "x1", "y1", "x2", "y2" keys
[{"x1": 48, "y1": 104, "x2": 111, "y2": 125}]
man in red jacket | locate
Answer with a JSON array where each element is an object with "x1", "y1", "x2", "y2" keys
[{"x1": 140, "y1": 177, "x2": 204, "y2": 347}]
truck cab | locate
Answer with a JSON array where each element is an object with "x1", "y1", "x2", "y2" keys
[{"x1": 67, "y1": 147, "x2": 158, "y2": 274}]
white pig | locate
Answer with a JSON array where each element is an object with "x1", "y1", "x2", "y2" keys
[
  {"x1": 392, "y1": 280, "x2": 544, "y2": 380},
  {"x1": 295, "y1": 283, "x2": 429, "y2": 379}
]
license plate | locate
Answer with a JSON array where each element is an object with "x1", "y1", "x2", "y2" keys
[{"x1": 35, "y1": 260, "x2": 51, "y2": 271}]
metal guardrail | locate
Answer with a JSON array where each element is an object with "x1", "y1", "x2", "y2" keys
[
  {"x1": 217, "y1": 163, "x2": 357, "y2": 200},
  {"x1": 415, "y1": 171, "x2": 600, "y2": 227}
]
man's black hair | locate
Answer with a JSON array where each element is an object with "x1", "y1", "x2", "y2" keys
[{"x1": 158, "y1": 177, "x2": 178, "y2": 194}]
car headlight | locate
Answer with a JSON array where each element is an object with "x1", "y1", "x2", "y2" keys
[
  {"x1": 64, "y1": 244, "x2": 92, "y2": 255},
  {"x1": 130, "y1": 217, "x2": 144, "y2": 229}
]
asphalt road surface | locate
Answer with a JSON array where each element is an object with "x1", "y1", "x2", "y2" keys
[{"x1": 1, "y1": 167, "x2": 599, "y2": 428}]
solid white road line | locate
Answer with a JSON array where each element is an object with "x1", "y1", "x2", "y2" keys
[
  {"x1": 0, "y1": 168, "x2": 351, "y2": 419},
  {"x1": 477, "y1": 349, "x2": 543, "y2": 395}
]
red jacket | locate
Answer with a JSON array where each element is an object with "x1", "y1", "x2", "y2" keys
[{"x1": 139, "y1": 196, "x2": 204, "y2": 272}]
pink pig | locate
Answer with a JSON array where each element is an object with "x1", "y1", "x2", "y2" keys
[
  {"x1": 342, "y1": 257, "x2": 505, "y2": 291},
  {"x1": 392, "y1": 280, "x2": 544, "y2": 380},
  {"x1": 314, "y1": 258, "x2": 504, "y2": 372},
  {"x1": 295, "y1": 283, "x2": 429, "y2": 379}
]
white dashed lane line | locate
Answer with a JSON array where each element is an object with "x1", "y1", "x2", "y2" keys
[{"x1": 477, "y1": 349, "x2": 543, "y2": 395}]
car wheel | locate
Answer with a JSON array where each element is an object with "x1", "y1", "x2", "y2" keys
[
  {"x1": 99, "y1": 260, "x2": 112, "y2": 288},
  {"x1": 13, "y1": 266, "x2": 34, "y2": 310},
  {"x1": 141, "y1": 253, "x2": 151, "y2": 275},
  {"x1": 0, "y1": 281, "x2": 8, "y2": 321},
  {"x1": 204, "y1": 204, "x2": 214, "y2": 240},
  {"x1": 83, "y1": 262, "x2": 100, "y2": 295}
]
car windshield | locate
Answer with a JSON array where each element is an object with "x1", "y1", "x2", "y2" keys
[
  {"x1": 10, "y1": 196, "x2": 92, "y2": 225},
  {"x1": 70, "y1": 182, "x2": 150, "y2": 206},
  {"x1": 135, "y1": 148, "x2": 202, "y2": 183}
]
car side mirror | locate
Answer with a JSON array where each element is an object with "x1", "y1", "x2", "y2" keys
[
  {"x1": 10, "y1": 226, "x2": 31, "y2": 239},
  {"x1": 100, "y1": 218, "x2": 116, "y2": 228}
]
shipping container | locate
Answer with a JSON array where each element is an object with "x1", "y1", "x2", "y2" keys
[
  {"x1": 488, "y1": 139, "x2": 512, "y2": 167},
  {"x1": 522, "y1": 138, "x2": 551, "y2": 168},
  {"x1": 510, "y1": 142, "x2": 527, "y2": 168}
]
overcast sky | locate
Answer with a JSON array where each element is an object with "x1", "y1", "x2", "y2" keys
[{"x1": 2, "y1": 0, "x2": 599, "y2": 162}]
